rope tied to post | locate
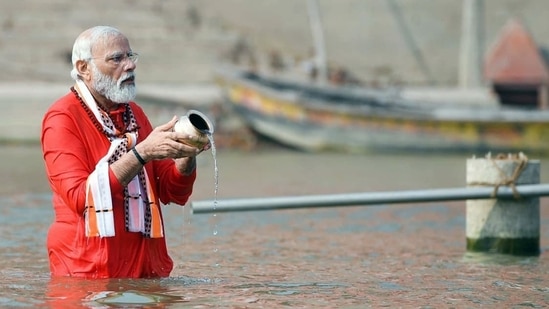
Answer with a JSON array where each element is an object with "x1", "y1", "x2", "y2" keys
[{"x1": 467, "y1": 152, "x2": 529, "y2": 199}]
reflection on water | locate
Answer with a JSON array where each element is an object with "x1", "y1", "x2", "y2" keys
[
  {"x1": 462, "y1": 251, "x2": 541, "y2": 266},
  {"x1": 48, "y1": 277, "x2": 199, "y2": 308},
  {"x1": 1, "y1": 147, "x2": 549, "y2": 307}
]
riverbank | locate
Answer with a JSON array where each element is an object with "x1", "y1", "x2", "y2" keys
[{"x1": 3, "y1": 1, "x2": 549, "y2": 87}]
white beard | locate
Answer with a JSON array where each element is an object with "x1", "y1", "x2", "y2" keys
[{"x1": 91, "y1": 64, "x2": 136, "y2": 103}]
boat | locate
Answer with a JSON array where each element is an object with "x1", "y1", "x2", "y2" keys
[
  {"x1": 215, "y1": 65, "x2": 549, "y2": 154},
  {"x1": 214, "y1": 2, "x2": 549, "y2": 154}
]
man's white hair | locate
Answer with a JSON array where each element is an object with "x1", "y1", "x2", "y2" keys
[{"x1": 70, "y1": 26, "x2": 123, "y2": 81}]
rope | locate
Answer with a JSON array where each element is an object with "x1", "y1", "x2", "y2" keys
[{"x1": 467, "y1": 152, "x2": 529, "y2": 199}]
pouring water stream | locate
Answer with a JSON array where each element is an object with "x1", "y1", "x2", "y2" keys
[
  {"x1": 175, "y1": 110, "x2": 220, "y2": 268},
  {"x1": 207, "y1": 131, "x2": 220, "y2": 268}
]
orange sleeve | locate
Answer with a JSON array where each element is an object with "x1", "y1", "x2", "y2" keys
[
  {"x1": 41, "y1": 106, "x2": 93, "y2": 215},
  {"x1": 42, "y1": 93, "x2": 122, "y2": 216},
  {"x1": 153, "y1": 160, "x2": 196, "y2": 206}
]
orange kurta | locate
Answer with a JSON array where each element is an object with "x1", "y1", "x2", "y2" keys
[{"x1": 41, "y1": 90, "x2": 196, "y2": 278}]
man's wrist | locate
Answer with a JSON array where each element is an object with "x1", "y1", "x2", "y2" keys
[{"x1": 131, "y1": 147, "x2": 147, "y2": 165}]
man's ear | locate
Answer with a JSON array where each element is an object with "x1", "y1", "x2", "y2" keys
[{"x1": 75, "y1": 59, "x2": 91, "y2": 81}]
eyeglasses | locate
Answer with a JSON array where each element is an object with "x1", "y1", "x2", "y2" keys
[{"x1": 89, "y1": 51, "x2": 139, "y2": 66}]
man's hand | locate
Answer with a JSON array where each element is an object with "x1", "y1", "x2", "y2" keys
[{"x1": 135, "y1": 116, "x2": 203, "y2": 162}]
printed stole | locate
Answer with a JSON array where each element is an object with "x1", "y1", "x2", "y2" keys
[{"x1": 76, "y1": 80, "x2": 163, "y2": 238}]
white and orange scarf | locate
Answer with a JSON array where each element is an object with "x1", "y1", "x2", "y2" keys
[{"x1": 76, "y1": 80, "x2": 163, "y2": 238}]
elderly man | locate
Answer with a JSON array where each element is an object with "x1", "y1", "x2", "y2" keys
[{"x1": 41, "y1": 26, "x2": 207, "y2": 278}]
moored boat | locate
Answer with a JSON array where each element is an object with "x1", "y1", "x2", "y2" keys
[{"x1": 216, "y1": 66, "x2": 549, "y2": 154}]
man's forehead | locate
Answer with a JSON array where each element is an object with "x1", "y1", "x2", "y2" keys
[{"x1": 93, "y1": 35, "x2": 131, "y2": 55}]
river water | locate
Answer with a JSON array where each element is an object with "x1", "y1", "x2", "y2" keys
[{"x1": 1, "y1": 144, "x2": 549, "y2": 308}]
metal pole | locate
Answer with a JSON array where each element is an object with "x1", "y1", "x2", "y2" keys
[{"x1": 190, "y1": 184, "x2": 549, "y2": 214}]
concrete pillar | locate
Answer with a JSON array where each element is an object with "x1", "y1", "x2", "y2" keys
[{"x1": 466, "y1": 154, "x2": 540, "y2": 256}]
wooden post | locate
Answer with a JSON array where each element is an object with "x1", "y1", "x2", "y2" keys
[
  {"x1": 306, "y1": 0, "x2": 328, "y2": 85},
  {"x1": 466, "y1": 154, "x2": 540, "y2": 256}
]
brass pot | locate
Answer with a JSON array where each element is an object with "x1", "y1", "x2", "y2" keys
[{"x1": 173, "y1": 110, "x2": 214, "y2": 148}]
